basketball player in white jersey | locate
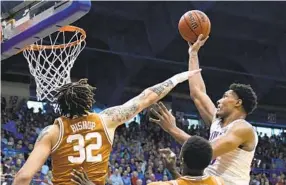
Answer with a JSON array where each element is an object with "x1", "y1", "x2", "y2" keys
[
  {"x1": 13, "y1": 70, "x2": 201, "y2": 185},
  {"x1": 149, "y1": 35, "x2": 258, "y2": 185}
]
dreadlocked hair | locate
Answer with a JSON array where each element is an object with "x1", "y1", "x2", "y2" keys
[{"x1": 54, "y1": 79, "x2": 96, "y2": 118}]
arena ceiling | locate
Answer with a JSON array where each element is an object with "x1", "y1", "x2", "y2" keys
[{"x1": 2, "y1": 1, "x2": 286, "y2": 110}]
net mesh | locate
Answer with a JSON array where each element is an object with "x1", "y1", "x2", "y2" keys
[{"x1": 23, "y1": 26, "x2": 86, "y2": 102}]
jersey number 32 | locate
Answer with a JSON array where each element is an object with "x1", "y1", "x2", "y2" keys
[{"x1": 67, "y1": 132, "x2": 102, "y2": 163}]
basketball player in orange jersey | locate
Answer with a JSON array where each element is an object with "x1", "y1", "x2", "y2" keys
[
  {"x1": 149, "y1": 35, "x2": 258, "y2": 185},
  {"x1": 13, "y1": 69, "x2": 201, "y2": 185},
  {"x1": 70, "y1": 136, "x2": 224, "y2": 185}
]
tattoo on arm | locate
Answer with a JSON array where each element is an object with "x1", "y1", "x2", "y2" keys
[
  {"x1": 101, "y1": 78, "x2": 175, "y2": 124},
  {"x1": 101, "y1": 92, "x2": 146, "y2": 123},
  {"x1": 149, "y1": 80, "x2": 174, "y2": 96},
  {"x1": 101, "y1": 79, "x2": 176, "y2": 123},
  {"x1": 101, "y1": 104, "x2": 139, "y2": 123},
  {"x1": 36, "y1": 126, "x2": 52, "y2": 142},
  {"x1": 137, "y1": 91, "x2": 146, "y2": 100}
]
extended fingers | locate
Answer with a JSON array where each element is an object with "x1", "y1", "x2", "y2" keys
[
  {"x1": 198, "y1": 34, "x2": 204, "y2": 40},
  {"x1": 156, "y1": 102, "x2": 172, "y2": 120},
  {"x1": 80, "y1": 167, "x2": 89, "y2": 180},
  {"x1": 73, "y1": 169, "x2": 84, "y2": 176},
  {"x1": 201, "y1": 35, "x2": 209, "y2": 42},
  {"x1": 71, "y1": 179, "x2": 81, "y2": 185},
  {"x1": 158, "y1": 102, "x2": 169, "y2": 114},
  {"x1": 71, "y1": 171, "x2": 83, "y2": 185},
  {"x1": 150, "y1": 107, "x2": 163, "y2": 120},
  {"x1": 149, "y1": 117, "x2": 161, "y2": 124}
]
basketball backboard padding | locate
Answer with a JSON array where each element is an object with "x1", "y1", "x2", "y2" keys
[{"x1": 1, "y1": 0, "x2": 91, "y2": 61}]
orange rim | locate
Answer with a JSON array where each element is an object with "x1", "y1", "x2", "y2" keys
[{"x1": 24, "y1": 25, "x2": 86, "y2": 51}]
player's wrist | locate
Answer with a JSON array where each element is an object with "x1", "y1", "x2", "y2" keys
[
  {"x1": 167, "y1": 166, "x2": 177, "y2": 172},
  {"x1": 169, "y1": 166, "x2": 178, "y2": 172},
  {"x1": 171, "y1": 71, "x2": 190, "y2": 85},
  {"x1": 165, "y1": 124, "x2": 178, "y2": 134},
  {"x1": 189, "y1": 50, "x2": 198, "y2": 55},
  {"x1": 169, "y1": 167, "x2": 181, "y2": 179}
]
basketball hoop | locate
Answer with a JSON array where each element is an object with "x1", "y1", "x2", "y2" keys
[{"x1": 22, "y1": 25, "x2": 86, "y2": 102}]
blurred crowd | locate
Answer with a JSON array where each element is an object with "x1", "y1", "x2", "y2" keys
[{"x1": 1, "y1": 96, "x2": 286, "y2": 185}]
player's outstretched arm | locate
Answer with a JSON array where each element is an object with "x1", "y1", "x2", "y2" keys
[
  {"x1": 100, "y1": 69, "x2": 201, "y2": 129},
  {"x1": 13, "y1": 125, "x2": 57, "y2": 185},
  {"x1": 188, "y1": 35, "x2": 216, "y2": 126},
  {"x1": 150, "y1": 102, "x2": 191, "y2": 145},
  {"x1": 150, "y1": 103, "x2": 255, "y2": 159}
]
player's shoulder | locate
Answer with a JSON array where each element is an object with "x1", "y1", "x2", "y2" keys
[
  {"x1": 89, "y1": 112, "x2": 106, "y2": 124},
  {"x1": 229, "y1": 119, "x2": 256, "y2": 139},
  {"x1": 36, "y1": 124, "x2": 59, "y2": 143},
  {"x1": 87, "y1": 111, "x2": 97, "y2": 115},
  {"x1": 42, "y1": 124, "x2": 59, "y2": 133},
  {"x1": 232, "y1": 119, "x2": 253, "y2": 131},
  {"x1": 42, "y1": 118, "x2": 63, "y2": 137},
  {"x1": 87, "y1": 112, "x2": 100, "y2": 118}
]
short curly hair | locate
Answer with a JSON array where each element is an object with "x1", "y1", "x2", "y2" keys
[
  {"x1": 182, "y1": 136, "x2": 213, "y2": 171},
  {"x1": 229, "y1": 83, "x2": 258, "y2": 114}
]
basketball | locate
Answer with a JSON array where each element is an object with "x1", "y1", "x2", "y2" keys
[{"x1": 178, "y1": 10, "x2": 211, "y2": 43}]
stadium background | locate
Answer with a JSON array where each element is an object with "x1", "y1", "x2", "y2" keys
[{"x1": 1, "y1": 1, "x2": 286, "y2": 185}]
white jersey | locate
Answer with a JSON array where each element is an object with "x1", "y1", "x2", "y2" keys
[{"x1": 205, "y1": 118, "x2": 258, "y2": 185}]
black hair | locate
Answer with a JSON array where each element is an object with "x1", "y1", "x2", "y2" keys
[
  {"x1": 181, "y1": 136, "x2": 212, "y2": 171},
  {"x1": 229, "y1": 83, "x2": 257, "y2": 114},
  {"x1": 54, "y1": 79, "x2": 96, "y2": 118}
]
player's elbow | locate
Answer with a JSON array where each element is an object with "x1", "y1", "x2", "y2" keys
[
  {"x1": 13, "y1": 170, "x2": 33, "y2": 185},
  {"x1": 143, "y1": 89, "x2": 156, "y2": 105},
  {"x1": 143, "y1": 96, "x2": 153, "y2": 107}
]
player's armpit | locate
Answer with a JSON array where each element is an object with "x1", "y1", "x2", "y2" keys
[
  {"x1": 211, "y1": 121, "x2": 254, "y2": 159},
  {"x1": 13, "y1": 125, "x2": 56, "y2": 185}
]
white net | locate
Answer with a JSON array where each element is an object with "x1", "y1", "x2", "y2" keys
[{"x1": 23, "y1": 26, "x2": 86, "y2": 102}]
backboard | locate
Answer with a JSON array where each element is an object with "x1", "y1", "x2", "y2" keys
[{"x1": 1, "y1": 0, "x2": 91, "y2": 61}]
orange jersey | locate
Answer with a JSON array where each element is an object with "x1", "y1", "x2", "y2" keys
[
  {"x1": 51, "y1": 113, "x2": 112, "y2": 185},
  {"x1": 149, "y1": 175, "x2": 224, "y2": 185}
]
